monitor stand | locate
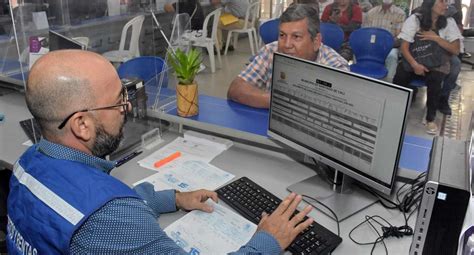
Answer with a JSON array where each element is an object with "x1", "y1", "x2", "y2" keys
[{"x1": 287, "y1": 167, "x2": 377, "y2": 222}]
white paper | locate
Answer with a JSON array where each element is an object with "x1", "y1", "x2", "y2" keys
[
  {"x1": 133, "y1": 159, "x2": 234, "y2": 192},
  {"x1": 137, "y1": 137, "x2": 226, "y2": 171},
  {"x1": 184, "y1": 130, "x2": 234, "y2": 150},
  {"x1": 164, "y1": 199, "x2": 257, "y2": 254}
]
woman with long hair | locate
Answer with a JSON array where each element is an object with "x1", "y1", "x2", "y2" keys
[{"x1": 393, "y1": 0, "x2": 462, "y2": 134}]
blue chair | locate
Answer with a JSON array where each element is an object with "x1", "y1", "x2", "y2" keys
[
  {"x1": 349, "y1": 27, "x2": 394, "y2": 79},
  {"x1": 320, "y1": 23, "x2": 344, "y2": 51},
  {"x1": 117, "y1": 56, "x2": 168, "y2": 88},
  {"x1": 259, "y1": 18, "x2": 280, "y2": 45},
  {"x1": 118, "y1": 56, "x2": 169, "y2": 107}
]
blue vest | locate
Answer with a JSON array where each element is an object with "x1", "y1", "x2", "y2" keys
[{"x1": 7, "y1": 145, "x2": 139, "y2": 255}]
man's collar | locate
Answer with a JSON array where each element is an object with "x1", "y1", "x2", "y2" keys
[
  {"x1": 378, "y1": 5, "x2": 394, "y2": 13},
  {"x1": 37, "y1": 139, "x2": 116, "y2": 173}
]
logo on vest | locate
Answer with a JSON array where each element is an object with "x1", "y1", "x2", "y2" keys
[{"x1": 7, "y1": 216, "x2": 38, "y2": 255}]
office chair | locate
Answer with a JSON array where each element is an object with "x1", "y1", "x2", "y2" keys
[
  {"x1": 259, "y1": 18, "x2": 279, "y2": 45},
  {"x1": 224, "y1": 1, "x2": 260, "y2": 56},
  {"x1": 320, "y1": 22, "x2": 344, "y2": 51},
  {"x1": 349, "y1": 27, "x2": 394, "y2": 79},
  {"x1": 103, "y1": 15, "x2": 145, "y2": 63},
  {"x1": 186, "y1": 8, "x2": 222, "y2": 73},
  {"x1": 117, "y1": 56, "x2": 168, "y2": 88}
]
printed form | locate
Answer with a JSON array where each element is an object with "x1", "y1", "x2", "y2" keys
[
  {"x1": 133, "y1": 159, "x2": 235, "y2": 192},
  {"x1": 164, "y1": 199, "x2": 257, "y2": 254}
]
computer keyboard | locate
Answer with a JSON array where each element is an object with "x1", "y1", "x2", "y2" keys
[
  {"x1": 216, "y1": 177, "x2": 342, "y2": 255},
  {"x1": 19, "y1": 118, "x2": 42, "y2": 143}
]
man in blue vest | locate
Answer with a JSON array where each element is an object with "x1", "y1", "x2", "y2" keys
[{"x1": 7, "y1": 50, "x2": 314, "y2": 254}]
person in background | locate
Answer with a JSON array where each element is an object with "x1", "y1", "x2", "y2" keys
[
  {"x1": 7, "y1": 50, "x2": 315, "y2": 254},
  {"x1": 164, "y1": 0, "x2": 205, "y2": 30},
  {"x1": 293, "y1": 0, "x2": 320, "y2": 12},
  {"x1": 227, "y1": 4, "x2": 349, "y2": 108},
  {"x1": 363, "y1": 0, "x2": 406, "y2": 82},
  {"x1": 392, "y1": 0, "x2": 462, "y2": 134},
  {"x1": 211, "y1": 0, "x2": 250, "y2": 53},
  {"x1": 321, "y1": 0, "x2": 363, "y2": 60}
]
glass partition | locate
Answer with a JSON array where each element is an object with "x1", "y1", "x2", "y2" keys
[{"x1": 7, "y1": 0, "x2": 175, "y2": 89}]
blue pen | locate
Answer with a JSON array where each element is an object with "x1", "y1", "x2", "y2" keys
[{"x1": 116, "y1": 150, "x2": 143, "y2": 167}]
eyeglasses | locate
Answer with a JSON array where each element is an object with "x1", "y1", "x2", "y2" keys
[{"x1": 57, "y1": 86, "x2": 129, "y2": 129}]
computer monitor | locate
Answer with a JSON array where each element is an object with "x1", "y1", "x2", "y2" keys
[
  {"x1": 49, "y1": 30, "x2": 86, "y2": 51},
  {"x1": 268, "y1": 52, "x2": 412, "y2": 221}
]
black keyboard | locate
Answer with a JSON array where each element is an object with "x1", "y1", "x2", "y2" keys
[
  {"x1": 19, "y1": 118, "x2": 42, "y2": 143},
  {"x1": 216, "y1": 177, "x2": 342, "y2": 255}
]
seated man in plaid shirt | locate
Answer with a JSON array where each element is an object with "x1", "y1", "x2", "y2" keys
[{"x1": 227, "y1": 4, "x2": 349, "y2": 108}]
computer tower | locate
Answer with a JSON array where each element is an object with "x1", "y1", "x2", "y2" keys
[{"x1": 410, "y1": 137, "x2": 470, "y2": 255}]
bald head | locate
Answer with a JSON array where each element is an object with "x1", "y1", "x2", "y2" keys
[{"x1": 26, "y1": 50, "x2": 119, "y2": 135}]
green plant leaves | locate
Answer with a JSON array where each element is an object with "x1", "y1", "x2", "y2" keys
[{"x1": 167, "y1": 48, "x2": 202, "y2": 85}]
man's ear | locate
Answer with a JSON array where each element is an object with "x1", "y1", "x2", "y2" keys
[
  {"x1": 313, "y1": 32, "x2": 322, "y2": 52},
  {"x1": 69, "y1": 113, "x2": 94, "y2": 142}
]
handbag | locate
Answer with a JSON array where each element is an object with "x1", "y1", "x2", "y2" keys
[{"x1": 402, "y1": 30, "x2": 448, "y2": 71}]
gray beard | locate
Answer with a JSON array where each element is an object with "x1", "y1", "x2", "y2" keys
[{"x1": 91, "y1": 122, "x2": 124, "y2": 158}]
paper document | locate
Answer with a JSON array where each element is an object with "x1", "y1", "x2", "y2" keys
[
  {"x1": 133, "y1": 159, "x2": 234, "y2": 192},
  {"x1": 184, "y1": 130, "x2": 233, "y2": 150},
  {"x1": 137, "y1": 136, "x2": 226, "y2": 171},
  {"x1": 164, "y1": 199, "x2": 257, "y2": 254},
  {"x1": 220, "y1": 13, "x2": 239, "y2": 26}
]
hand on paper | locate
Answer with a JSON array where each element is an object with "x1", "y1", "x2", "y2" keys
[
  {"x1": 176, "y1": 189, "x2": 219, "y2": 213},
  {"x1": 256, "y1": 193, "x2": 314, "y2": 250}
]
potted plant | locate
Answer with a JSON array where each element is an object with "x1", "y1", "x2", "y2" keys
[{"x1": 167, "y1": 48, "x2": 201, "y2": 117}]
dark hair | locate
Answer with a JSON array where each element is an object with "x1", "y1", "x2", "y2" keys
[
  {"x1": 281, "y1": 4, "x2": 320, "y2": 38},
  {"x1": 415, "y1": 0, "x2": 447, "y2": 31}
]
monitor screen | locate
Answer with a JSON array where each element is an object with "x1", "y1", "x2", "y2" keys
[
  {"x1": 49, "y1": 30, "x2": 85, "y2": 51},
  {"x1": 268, "y1": 53, "x2": 411, "y2": 195}
]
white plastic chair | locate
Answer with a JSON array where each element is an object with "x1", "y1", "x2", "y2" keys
[
  {"x1": 103, "y1": 15, "x2": 145, "y2": 63},
  {"x1": 170, "y1": 12, "x2": 191, "y2": 51},
  {"x1": 224, "y1": 1, "x2": 260, "y2": 56},
  {"x1": 186, "y1": 8, "x2": 222, "y2": 73}
]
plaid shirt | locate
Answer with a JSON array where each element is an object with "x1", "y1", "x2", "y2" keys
[
  {"x1": 238, "y1": 41, "x2": 349, "y2": 91},
  {"x1": 363, "y1": 5, "x2": 406, "y2": 37}
]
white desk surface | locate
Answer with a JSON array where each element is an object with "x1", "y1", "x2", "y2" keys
[
  {"x1": 113, "y1": 131, "x2": 415, "y2": 255},
  {"x1": 1, "y1": 91, "x2": 415, "y2": 254}
]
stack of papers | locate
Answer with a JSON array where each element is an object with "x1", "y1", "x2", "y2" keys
[
  {"x1": 164, "y1": 199, "x2": 257, "y2": 254},
  {"x1": 137, "y1": 135, "x2": 232, "y2": 171}
]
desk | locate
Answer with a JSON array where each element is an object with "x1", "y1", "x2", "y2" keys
[
  {"x1": 0, "y1": 90, "x2": 415, "y2": 254},
  {"x1": 112, "y1": 130, "x2": 415, "y2": 254},
  {"x1": 149, "y1": 92, "x2": 433, "y2": 176}
]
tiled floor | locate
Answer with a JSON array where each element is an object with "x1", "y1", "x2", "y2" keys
[{"x1": 192, "y1": 38, "x2": 474, "y2": 141}]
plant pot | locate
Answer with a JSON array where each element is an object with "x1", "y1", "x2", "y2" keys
[{"x1": 176, "y1": 82, "x2": 199, "y2": 117}]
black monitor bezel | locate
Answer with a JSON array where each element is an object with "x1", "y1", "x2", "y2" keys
[{"x1": 48, "y1": 30, "x2": 86, "y2": 51}]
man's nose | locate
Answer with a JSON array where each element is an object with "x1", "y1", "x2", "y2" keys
[{"x1": 283, "y1": 37, "x2": 293, "y2": 48}]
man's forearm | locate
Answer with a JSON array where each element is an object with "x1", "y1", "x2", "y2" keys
[{"x1": 227, "y1": 77, "x2": 270, "y2": 109}]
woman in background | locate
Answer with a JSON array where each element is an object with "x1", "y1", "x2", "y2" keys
[{"x1": 392, "y1": 0, "x2": 462, "y2": 134}]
